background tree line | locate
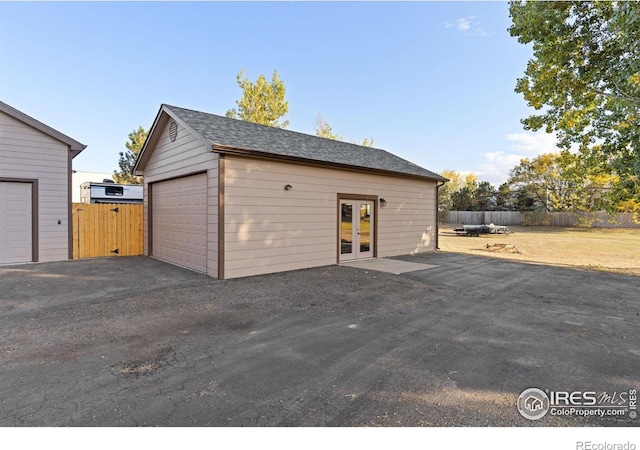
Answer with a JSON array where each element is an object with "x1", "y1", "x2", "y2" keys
[{"x1": 440, "y1": 150, "x2": 622, "y2": 215}]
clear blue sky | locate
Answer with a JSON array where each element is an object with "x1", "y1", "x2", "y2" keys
[{"x1": 0, "y1": 1, "x2": 559, "y2": 185}]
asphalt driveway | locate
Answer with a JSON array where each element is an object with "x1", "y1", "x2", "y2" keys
[{"x1": 0, "y1": 254, "x2": 638, "y2": 426}]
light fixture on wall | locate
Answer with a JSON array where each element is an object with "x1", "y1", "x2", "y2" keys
[
  {"x1": 379, "y1": 198, "x2": 387, "y2": 206},
  {"x1": 284, "y1": 184, "x2": 293, "y2": 190}
]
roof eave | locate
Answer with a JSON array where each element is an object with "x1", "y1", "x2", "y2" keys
[
  {"x1": 211, "y1": 144, "x2": 447, "y2": 182},
  {"x1": 0, "y1": 100, "x2": 87, "y2": 157},
  {"x1": 133, "y1": 106, "x2": 168, "y2": 174},
  {"x1": 134, "y1": 105, "x2": 215, "y2": 175},
  {"x1": 70, "y1": 144, "x2": 88, "y2": 159}
]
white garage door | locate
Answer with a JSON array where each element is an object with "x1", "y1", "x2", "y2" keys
[
  {"x1": 0, "y1": 181, "x2": 32, "y2": 264},
  {"x1": 152, "y1": 173, "x2": 207, "y2": 273}
]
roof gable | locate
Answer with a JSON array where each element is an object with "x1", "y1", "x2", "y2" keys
[
  {"x1": 0, "y1": 101, "x2": 87, "y2": 158},
  {"x1": 137, "y1": 104, "x2": 446, "y2": 181}
]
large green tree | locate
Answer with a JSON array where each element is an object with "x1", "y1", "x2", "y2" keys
[
  {"x1": 495, "y1": 183, "x2": 517, "y2": 211},
  {"x1": 509, "y1": 1, "x2": 640, "y2": 211},
  {"x1": 507, "y1": 153, "x2": 575, "y2": 211},
  {"x1": 438, "y1": 170, "x2": 468, "y2": 215},
  {"x1": 113, "y1": 126, "x2": 148, "y2": 184},
  {"x1": 226, "y1": 69, "x2": 289, "y2": 128},
  {"x1": 506, "y1": 152, "x2": 613, "y2": 212},
  {"x1": 474, "y1": 181, "x2": 498, "y2": 211},
  {"x1": 439, "y1": 171, "x2": 495, "y2": 213},
  {"x1": 450, "y1": 180, "x2": 497, "y2": 211}
]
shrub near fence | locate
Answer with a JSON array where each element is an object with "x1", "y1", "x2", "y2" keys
[{"x1": 445, "y1": 211, "x2": 640, "y2": 228}]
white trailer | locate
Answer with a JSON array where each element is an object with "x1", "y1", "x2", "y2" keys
[{"x1": 80, "y1": 181, "x2": 143, "y2": 204}]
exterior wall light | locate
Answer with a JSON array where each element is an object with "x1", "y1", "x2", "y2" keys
[
  {"x1": 284, "y1": 184, "x2": 293, "y2": 190},
  {"x1": 379, "y1": 198, "x2": 387, "y2": 206}
]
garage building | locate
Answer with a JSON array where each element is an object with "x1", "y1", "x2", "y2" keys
[
  {"x1": 0, "y1": 101, "x2": 86, "y2": 264},
  {"x1": 134, "y1": 104, "x2": 446, "y2": 279}
]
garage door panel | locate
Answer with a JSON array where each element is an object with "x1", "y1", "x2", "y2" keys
[
  {"x1": 152, "y1": 174, "x2": 207, "y2": 273},
  {"x1": 0, "y1": 181, "x2": 32, "y2": 264}
]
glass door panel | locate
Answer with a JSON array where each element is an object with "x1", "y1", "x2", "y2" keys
[
  {"x1": 356, "y1": 201, "x2": 374, "y2": 258},
  {"x1": 340, "y1": 201, "x2": 355, "y2": 261},
  {"x1": 359, "y1": 203, "x2": 371, "y2": 253}
]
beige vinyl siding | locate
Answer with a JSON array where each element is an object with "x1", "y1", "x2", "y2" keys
[
  {"x1": 141, "y1": 118, "x2": 219, "y2": 277},
  {"x1": 223, "y1": 156, "x2": 436, "y2": 279},
  {"x1": 0, "y1": 110, "x2": 70, "y2": 262},
  {"x1": 141, "y1": 120, "x2": 213, "y2": 182}
]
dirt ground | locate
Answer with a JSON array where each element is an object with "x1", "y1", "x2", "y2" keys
[{"x1": 439, "y1": 224, "x2": 640, "y2": 276}]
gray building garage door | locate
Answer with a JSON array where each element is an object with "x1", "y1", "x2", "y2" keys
[
  {"x1": 152, "y1": 173, "x2": 207, "y2": 273},
  {"x1": 0, "y1": 181, "x2": 32, "y2": 264}
]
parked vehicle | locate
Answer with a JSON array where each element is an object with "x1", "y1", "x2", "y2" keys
[
  {"x1": 453, "y1": 223, "x2": 511, "y2": 237},
  {"x1": 80, "y1": 180, "x2": 143, "y2": 204}
]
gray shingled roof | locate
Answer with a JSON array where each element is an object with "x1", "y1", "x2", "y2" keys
[{"x1": 164, "y1": 104, "x2": 445, "y2": 181}]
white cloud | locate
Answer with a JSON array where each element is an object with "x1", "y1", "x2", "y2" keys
[
  {"x1": 443, "y1": 15, "x2": 492, "y2": 37},
  {"x1": 456, "y1": 17, "x2": 474, "y2": 31},
  {"x1": 476, "y1": 152, "x2": 524, "y2": 186},
  {"x1": 475, "y1": 132, "x2": 560, "y2": 185},
  {"x1": 505, "y1": 132, "x2": 559, "y2": 155}
]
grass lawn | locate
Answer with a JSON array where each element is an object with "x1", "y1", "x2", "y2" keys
[{"x1": 439, "y1": 224, "x2": 640, "y2": 276}]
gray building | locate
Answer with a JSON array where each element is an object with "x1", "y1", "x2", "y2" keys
[{"x1": 0, "y1": 101, "x2": 86, "y2": 264}]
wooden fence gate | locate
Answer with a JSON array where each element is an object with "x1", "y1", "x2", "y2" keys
[{"x1": 72, "y1": 203, "x2": 143, "y2": 259}]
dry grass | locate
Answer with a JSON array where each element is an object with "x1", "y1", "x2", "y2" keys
[{"x1": 439, "y1": 224, "x2": 640, "y2": 276}]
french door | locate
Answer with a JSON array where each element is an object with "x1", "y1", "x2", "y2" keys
[{"x1": 339, "y1": 199, "x2": 374, "y2": 262}]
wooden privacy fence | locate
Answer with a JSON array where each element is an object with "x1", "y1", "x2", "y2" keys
[
  {"x1": 72, "y1": 203, "x2": 143, "y2": 259},
  {"x1": 446, "y1": 211, "x2": 523, "y2": 226},
  {"x1": 445, "y1": 210, "x2": 640, "y2": 228}
]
